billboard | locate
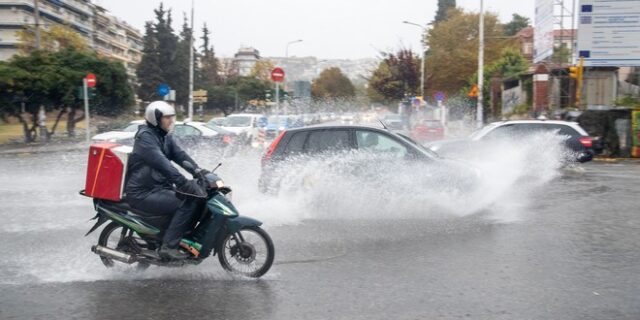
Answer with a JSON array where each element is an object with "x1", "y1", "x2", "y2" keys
[
  {"x1": 534, "y1": 0, "x2": 554, "y2": 63},
  {"x1": 577, "y1": 0, "x2": 640, "y2": 66}
]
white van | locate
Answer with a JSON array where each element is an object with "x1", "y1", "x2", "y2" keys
[{"x1": 220, "y1": 114, "x2": 267, "y2": 146}]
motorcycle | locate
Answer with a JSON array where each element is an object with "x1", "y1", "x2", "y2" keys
[{"x1": 80, "y1": 162, "x2": 274, "y2": 278}]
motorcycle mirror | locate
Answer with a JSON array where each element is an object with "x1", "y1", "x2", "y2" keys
[{"x1": 212, "y1": 162, "x2": 222, "y2": 172}]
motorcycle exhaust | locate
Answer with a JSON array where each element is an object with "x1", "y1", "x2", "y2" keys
[{"x1": 92, "y1": 245, "x2": 136, "y2": 264}]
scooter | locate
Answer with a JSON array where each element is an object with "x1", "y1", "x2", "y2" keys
[{"x1": 80, "y1": 162, "x2": 274, "y2": 278}]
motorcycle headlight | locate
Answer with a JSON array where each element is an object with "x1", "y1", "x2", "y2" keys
[{"x1": 215, "y1": 180, "x2": 225, "y2": 188}]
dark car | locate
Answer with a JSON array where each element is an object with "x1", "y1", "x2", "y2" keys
[
  {"x1": 428, "y1": 120, "x2": 594, "y2": 163},
  {"x1": 258, "y1": 125, "x2": 479, "y2": 193}
]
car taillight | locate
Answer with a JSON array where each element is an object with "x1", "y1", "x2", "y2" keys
[
  {"x1": 262, "y1": 131, "x2": 286, "y2": 167},
  {"x1": 222, "y1": 135, "x2": 232, "y2": 145},
  {"x1": 579, "y1": 136, "x2": 593, "y2": 148}
]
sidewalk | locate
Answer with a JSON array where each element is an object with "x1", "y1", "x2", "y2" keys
[{"x1": 0, "y1": 141, "x2": 87, "y2": 155}]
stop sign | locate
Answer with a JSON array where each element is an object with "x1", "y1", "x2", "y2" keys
[
  {"x1": 86, "y1": 73, "x2": 97, "y2": 88},
  {"x1": 271, "y1": 67, "x2": 285, "y2": 82}
]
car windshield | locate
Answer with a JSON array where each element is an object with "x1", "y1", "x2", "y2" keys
[
  {"x1": 209, "y1": 118, "x2": 227, "y2": 126},
  {"x1": 396, "y1": 133, "x2": 441, "y2": 158},
  {"x1": 469, "y1": 123, "x2": 499, "y2": 139},
  {"x1": 203, "y1": 123, "x2": 231, "y2": 134},
  {"x1": 268, "y1": 116, "x2": 289, "y2": 124},
  {"x1": 122, "y1": 123, "x2": 141, "y2": 132},
  {"x1": 225, "y1": 116, "x2": 251, "y2": 127}
]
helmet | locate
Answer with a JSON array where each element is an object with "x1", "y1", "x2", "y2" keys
[{"x1": 144, "y1": 101, "x2": 176, "y2": 127}]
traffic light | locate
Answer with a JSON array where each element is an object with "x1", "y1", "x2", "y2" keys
[
  {"x1": 89, "y1": 87, "x2": 97, "y2": 99},
  {"x1": 569, "y1": 66, "x2": 580, "y2": 79}
]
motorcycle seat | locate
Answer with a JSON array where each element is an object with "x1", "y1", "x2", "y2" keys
[{"x1": 99, "y1": 199, "x2": 156, "y2": 217}]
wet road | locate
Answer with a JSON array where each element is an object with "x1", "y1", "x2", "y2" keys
[{"x1": 0, "y1": 149, "x2": 639, "y2": 320}]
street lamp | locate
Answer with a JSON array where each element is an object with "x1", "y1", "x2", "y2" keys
[
  {"x1": 285, "y1": 39, "x2": 303, "y2": 58},
  {"x1": 402, "y1": 21, "x2": 428, "y2": 99}
]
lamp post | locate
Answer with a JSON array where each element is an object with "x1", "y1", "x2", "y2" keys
[
  {"x1": 402, "y1": 21, "x2": 428, "y2": 99},
  {"x1": 285, "y1": 39, "x2": 303, "y2": 58},
  {"x1": 283, "y1": 39, "x2": 303, "y2": 115},
  {"x1": 477, "y1": 0, "x2": 485, "y2": 128}
]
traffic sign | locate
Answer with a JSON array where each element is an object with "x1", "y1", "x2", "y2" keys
[
  {"x1": 157, "y1": 84, "x2": 170, "y2": 97},
  {"x1": 271, "y1": 67, "x2": 285, "y2": 82},
  {"x1": 433, "y1": 91, "x2": 446, "y2": 102},
  {"x1": 193, "y1": 89, "x2": 207, "y2": 98},
  {"x1": 85, "y1": 73, "x2": 96, "y2": 88},
  {"x1": 467, "y1": 85, "x2": 479, "y2": 98}
]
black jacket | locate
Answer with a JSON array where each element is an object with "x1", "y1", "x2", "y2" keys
[{"x1": 125, "y1": 124, "x2": 196, "y2": 201}]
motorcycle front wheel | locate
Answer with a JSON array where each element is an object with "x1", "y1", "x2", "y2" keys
[{"x1": 218, "y1": 226, "x2": 274, "y2": 278}]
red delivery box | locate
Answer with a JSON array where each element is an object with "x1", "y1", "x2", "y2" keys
[{"x1": 84, "y1": 143, "x2": 132, "y2": 201}]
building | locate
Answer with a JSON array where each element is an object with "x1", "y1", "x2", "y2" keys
[
  {"x1": 232, "y1": 47, "x2": 260, "y2": 76},
  {"x1": 92, "y1": 5, "x2": 142, "y2": 80},
  {"x1": 515, "y1": 27, "x2": 577, "y2": 64},
  {"x1": 0, "y1": 0, "x2": 94, "y2": 60},
  {"x1": 0, "y1": 0, "x2": 142, "y2": 80}
]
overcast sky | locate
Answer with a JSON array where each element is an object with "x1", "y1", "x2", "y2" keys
[{"x1": 94, "y1": 0, "x2": 535, "y2": 59}]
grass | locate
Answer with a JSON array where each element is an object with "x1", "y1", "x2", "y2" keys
[{"x1": 0, "y1": 119, "x2": 86, "y2": 144}]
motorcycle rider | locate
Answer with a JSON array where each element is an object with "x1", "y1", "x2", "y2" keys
[{"x1": 125, "y1": 101, "x2": 206, "y2": 260}]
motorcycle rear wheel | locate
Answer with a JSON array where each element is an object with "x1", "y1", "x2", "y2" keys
[
  {"x1": 218, "y1": 226, "x2": 274, "y2": 278},
  {"x1": 98, "y1": 222, "x2": 150, "y2": 271}
]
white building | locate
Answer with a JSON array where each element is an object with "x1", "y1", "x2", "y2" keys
[{"x1": 232, "y1": 47, "x2": 260, "y2": 76}]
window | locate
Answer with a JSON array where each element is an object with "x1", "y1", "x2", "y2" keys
[
  {"x1": 356, "y1": 130, "x2": 407, "y2": 158},
  {"x1": 283, "y1": 132, "x2": 308, "y2": 155},
  {"x1": 304, "y1": 130, "x2": 351, "y2": 154},
  {"x1": 173, "y1": 125, "x2": 201, "y2": 137}
]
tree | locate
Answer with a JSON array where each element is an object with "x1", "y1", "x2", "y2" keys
[
  {"x1": 434, "y1": 0, "x2": 456, "y2": 24},
  {"x1": 367, "y1": 49, "x2": 420, "y2": 104},
  {"x1": 424, "y1": 8, "x2": 509, "y2": 97},
  {"x1": 0, "y1": 49, "x2": 134, "y2": 141},
  {"x1": 504, "y1": 14, "x2": 530, "y2": 36},
  {"x1": 466, "y1": 47, "x2": 528, "y2": 118},
  {"x1": 136, "y1": 22, "x2": 164, "y2": 101},
  {"x1": 250, "y1": 60, "x2": 276, "y2": 82},
  {"x1": 171, "y1": 14, "x2": 196, "y2": 107},
  {"x1": 311, "y1": 67, "x2": 355, "y2": 100},
  {"x1": 16, "y1": 25, "x2": 89, "y2": 54},
  {"x1": 205, "y1": 77, "x2": 271, "y2": 116},
  {"x1": 197, "y1": 23, "x2": 221, "y2": 88}
]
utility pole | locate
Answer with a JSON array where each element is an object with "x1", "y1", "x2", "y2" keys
[
  {"x1": 33, "y1": 0, "x2": 41, "y2": 49},
  {"x1": 402, "y1": 21, "x2": 428, "y2": 98},
  {"x1": 187, "y1": 0, "x2": 195, "y2": 120},
  {"x1": 476, "y1": 0, "x2": 485, "y2": 128}
]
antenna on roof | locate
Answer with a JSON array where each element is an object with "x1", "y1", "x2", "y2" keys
[{"x1": 378, "y1": 118, "x2": 388, "y2": 130}]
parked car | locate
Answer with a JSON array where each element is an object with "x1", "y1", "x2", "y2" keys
[
  {"x1": 207, "y1": 117, "x2": 227, "y2": 127},
  {"x1": 172, "y1": 121, "x2": 236, "y2": 151},
  {"x1": 220, "y1": 113, "x2": 268, "y2": 145},
  {"x1": 340, "y1": 113, "x2": 358, "y2": 124},
  {"x1": 382, "y1": 114, "x2": 405, "y2": 130},
  {"x1": 428, "y1": 120, "x2": 594, "y2": 163},
  {"x1": 91, "y1": 120, "x2": 144, "y2": 145},
  {"x1": 412, "y1": 119, "x2": 445, "y2": 142},
  {"x1": 258, "y1": 125, "x2": 479, "y2": 193},
  {"x1": 265, "y1": 116, "x2": 303, "y2": 139}
]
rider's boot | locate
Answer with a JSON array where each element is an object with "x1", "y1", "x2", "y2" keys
[{"x1": 159, "y1": 244, "x2": 189, "y2": 260}]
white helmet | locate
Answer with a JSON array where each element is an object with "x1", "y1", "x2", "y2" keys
[{"x1": 144, "y1": 101, "x2": 176, "y2": 127}]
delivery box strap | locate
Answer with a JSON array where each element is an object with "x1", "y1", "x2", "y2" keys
[{"x1": 90, "y1": 148, "x2": 107, "y2": 195}]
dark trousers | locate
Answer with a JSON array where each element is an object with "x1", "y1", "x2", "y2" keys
[{"x1": 128, "y1": 189, "x2": 201, "y2": 248}]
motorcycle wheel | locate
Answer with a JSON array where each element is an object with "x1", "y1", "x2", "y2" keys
[
  {"x1": 98, "y1": 222, "x2": 150, "y2": 271},
  {"x1": 218, "y1": 226, "x2": 274, "y2": 278}
]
